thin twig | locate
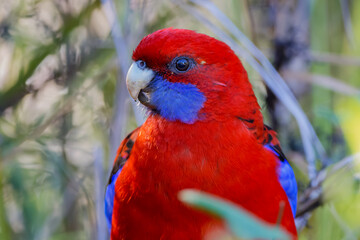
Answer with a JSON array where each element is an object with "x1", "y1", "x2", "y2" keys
[
  {"x1": 282, "y1": 71, "x2": 360, "y2": 96},
  {"x1": 101, "y1": 0, "x2": 146, "y2": 168},
  {"x1": 340, "y1": 0, "x2": 355, "y2": 48},
  {"x1": 309, "y1": 51, "x2": 360, "y2": 67},
  {"x1": 295, "y1": 153, "x2": 360, "y2": 230},
  {"x1": 329, "y1": 204, "x2": 357, "y2": 240},
  {"x1": 101, "y1": 0, "x2": 132, "y2": 166},
  {"x1": 94, "y1": 145, "x2": 108, "y2": 240},
  {"x1": 242, "y1": 0, "x2": 257, "y2": 44}
]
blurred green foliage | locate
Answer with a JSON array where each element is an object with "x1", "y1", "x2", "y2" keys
[{"x1": 0, "y1": 0, "x2": 359, "y2": 240}]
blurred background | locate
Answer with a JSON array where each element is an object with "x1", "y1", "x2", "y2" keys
[{"x1": 0, "y1": 0, "x2": 359, "y2": 239}]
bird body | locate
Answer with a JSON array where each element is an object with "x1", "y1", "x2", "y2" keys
[{"x1": 105, "y1": 28, "x2": 297, "y2": 239}]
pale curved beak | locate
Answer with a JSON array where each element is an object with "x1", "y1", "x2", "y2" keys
[{"x1": 126, "y1": 61, "x2": 155, "y2": 100}]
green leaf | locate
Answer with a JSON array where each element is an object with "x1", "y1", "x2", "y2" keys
[{"x1": 179, "y1": 189, "x2": 290, "y2": 240}]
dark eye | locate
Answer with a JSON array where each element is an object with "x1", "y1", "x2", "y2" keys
[
  {"x1": 137, "y1": 60, "x2": 146, "y2": 69},
  {"x1": 175, "y1": 58, "x2": 190, "y2": 72}
]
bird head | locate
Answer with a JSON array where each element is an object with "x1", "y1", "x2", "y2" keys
[{"x1": 126, "y1": 28, "x2": 261, "y2": 124}]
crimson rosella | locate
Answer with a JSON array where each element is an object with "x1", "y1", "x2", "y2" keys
[{"x1": 105, "y1": 28, "x2": 298, "y2": 239}]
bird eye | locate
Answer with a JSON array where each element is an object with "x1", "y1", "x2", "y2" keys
[
  {"x1": 137, "y1": 60, "x2": 146, "y2": 70},
  {"x1": 175, "y1": 58, "x2": 190, "y2": 72}
]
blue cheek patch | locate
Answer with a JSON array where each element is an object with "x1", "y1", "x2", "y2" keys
[{"x1": 148, "y1": 75, "x2": 206, "y2": 124}]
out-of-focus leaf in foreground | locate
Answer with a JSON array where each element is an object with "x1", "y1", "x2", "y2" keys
[{"x1": 179, "y1": 189, "x2": 290, "y2": 240}]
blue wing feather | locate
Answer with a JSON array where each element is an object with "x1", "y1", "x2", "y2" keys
[
  {"x1": 265, "y1": 144, "x2": 297, "y2": 217},
  {"x1": 277, "y1": 159, "x2": 297, "y2": 216},
  {"x1": 105, "y1": 169, "x2": 122, "y2": 231}
]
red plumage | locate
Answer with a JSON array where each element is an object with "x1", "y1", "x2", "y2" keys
[{"x1": 109, "y1": 29, "x2": 297, "y2": 239}]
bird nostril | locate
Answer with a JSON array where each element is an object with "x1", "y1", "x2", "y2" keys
[{"x1": 137, "y1": 60, "x2": 146, "y2": 69}]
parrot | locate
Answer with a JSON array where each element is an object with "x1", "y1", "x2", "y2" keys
[{"x1": 105, "y1": 28, "x2": 298, "y2": 239}]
